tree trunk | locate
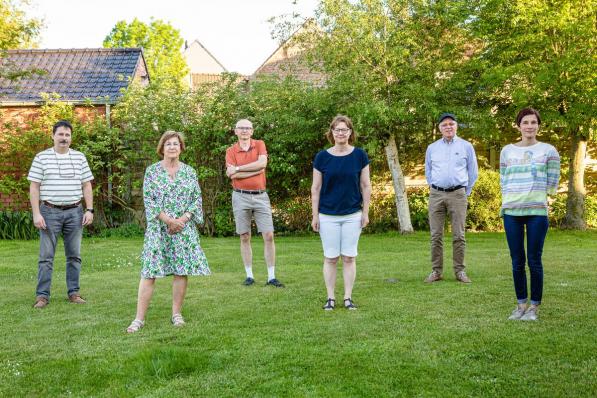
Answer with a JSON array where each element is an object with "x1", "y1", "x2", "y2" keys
[
  {"x1": 384, "y1": 135, "x2": 414, "y2": 233},
  {"x1": 564, "y1": 131, "x2": 587, "y2": 230}
]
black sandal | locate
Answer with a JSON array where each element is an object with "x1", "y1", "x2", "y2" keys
[
  {"x1": 344, "y1": 298, "x2": 357, "y2": 310},
  {"x1": 322, "y1": 298, "x2": 335, "y2": 310}
]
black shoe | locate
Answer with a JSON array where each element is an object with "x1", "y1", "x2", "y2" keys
[
  {"x1": 265, "y1": 278, "x2": 285, "y2": 288},
  {"x1": 322, "y1": 298, "x2": 335, "y2": 311},
  {"x1": 243, "y1": 277, "x2": 255, "y2": 286},
  {"x1": 344, "y1": 298, "x2": 357, "y2": 310}
]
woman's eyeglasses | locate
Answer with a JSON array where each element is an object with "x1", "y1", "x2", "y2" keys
[{"x1": 332, "y1": 128, "x2": 351, "y2": 134}]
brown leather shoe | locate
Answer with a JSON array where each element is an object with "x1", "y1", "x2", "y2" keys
[
  {"x1": 424, "y1": 271, "x2": 443, "y2": 283},
  {"x1": 456, "y1": 271, "x2": 472, "y2": 283},
  {"x1": 33, "y1": 296, "x2": 49, "y2": 308},
  {"x1": 68, "y1": 294, "x2": 86, "y2": 304}
]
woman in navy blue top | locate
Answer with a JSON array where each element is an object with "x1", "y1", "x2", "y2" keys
[{"x1": 311, "y1": 115, "x2": 371, "y2": 311}]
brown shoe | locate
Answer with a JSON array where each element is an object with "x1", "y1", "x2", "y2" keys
[
  {"x1": 33, "y1": 296, "x2": 49, "y2": 308},
  {"x1": 424, "y1": 271, "x2": 443, "y2": 283},
  {"x1": 456, "y1": 271, "x2": 472, "y2": 283},
  {"x1": 68, "y1": 294, "x2": 86, "y2": 304}
]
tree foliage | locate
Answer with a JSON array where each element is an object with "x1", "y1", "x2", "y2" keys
[
  {"x1": 470, "y1": 0, "x2": 596, "y2": 228},
  {"x1": 0, "y1": 0, "x2": 41, "y2": 81},
  {"x1": 103, "y1": 18, "x2": 188, "y2": 85},
  {"x1": 0, "y1": 0, "x2": 40, "y2": 50}
]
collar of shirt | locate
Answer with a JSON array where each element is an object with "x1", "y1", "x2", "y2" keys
[
  {"x1": 234, "y1": 139, "x2": 255, "y2": 153},
  {"x1": 441, "y1": 135, "x2": 459, "y2": 145}
]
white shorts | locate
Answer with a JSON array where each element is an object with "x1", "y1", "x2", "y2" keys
[{"x1": 318, "y1": 211, "x2": 362, "y2": 258}]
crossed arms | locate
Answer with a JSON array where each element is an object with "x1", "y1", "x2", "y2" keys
[{"x1": 226, "y1": 154, "x2": 267, "y2": 180}]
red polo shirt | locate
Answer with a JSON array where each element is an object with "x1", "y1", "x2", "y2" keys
[{"x1": 225, "y1": 139, "x2": 267, "y2": 190}]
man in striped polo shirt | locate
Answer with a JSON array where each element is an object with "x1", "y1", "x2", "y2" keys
[{"x1": 28, "y1": 120, "x2": 94, "y2": 308}]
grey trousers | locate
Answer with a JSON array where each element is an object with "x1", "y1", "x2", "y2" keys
[
  {"x1": 36, "y1": 204, "x2": 83, "y2": 299},
  {"x1": 428, "y1": 187, "x2": 468, "y2": 274}
]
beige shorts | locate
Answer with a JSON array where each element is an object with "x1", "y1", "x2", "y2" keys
[{"x1": 232, "y1": 191, "x2": 274, "y2": 234}]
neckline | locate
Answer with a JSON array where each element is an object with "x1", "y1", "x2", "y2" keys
[
  {"x1": 237, "y1": 139, "x2": 253, "y2": 152},
  {"x1": 160, "y1": 160, "x2": 182, "y2": 181},
  {"x1": 512, "y1": 141, "x2": 541, "y2": 149},
  {"x1": 326, "y1": 146, "x2": 355, "y2": 157},
  {"x1": 53, "y1": 148, "x2": 70, "y2": 156}
]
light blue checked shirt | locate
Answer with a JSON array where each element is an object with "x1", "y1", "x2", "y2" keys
[{"x1": 425, "y1": 136, "x2": 478, "y2": 196}]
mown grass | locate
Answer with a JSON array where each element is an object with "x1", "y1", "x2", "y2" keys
[{"x1": 0, "y1": 230, "x2": 596, "y2": 397}]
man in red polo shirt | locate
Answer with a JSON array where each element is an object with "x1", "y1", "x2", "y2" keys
[{"x1": 225, "y1": 119, "x2": 284, "y2": 287}]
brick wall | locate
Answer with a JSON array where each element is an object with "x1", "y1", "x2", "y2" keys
[{"x1": 0, "y1": 105, "x2": 107, "y2": 210}]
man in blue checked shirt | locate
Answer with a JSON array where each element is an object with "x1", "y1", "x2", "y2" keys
[{"x1": 424, "y1": 113, "x2": 478, "y2": 284}]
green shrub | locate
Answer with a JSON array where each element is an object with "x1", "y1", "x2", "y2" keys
[
  {"x1": 406, "y1": 187, "x2": 430, "y2": 231},
  {"x1": 0, "y1": 211, "x2": 38, "y2": 240},
  {"x1": 90, "y1": 223, "x2": 145, "y2": 238},
  {"x1": 272, "y1": 196, "x2": 313, "y2": 234},
  {"x1": 549, "y1": 193, "x2": 597, "y2": 229},
  {"x1": 466, "y1": 169, "x2": 503, "y2": 231}
]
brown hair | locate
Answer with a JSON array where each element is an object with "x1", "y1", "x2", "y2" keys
[
  {"x1": 326, "y1": 115, "x2": 356, "y2": 145},
  {"x1": 516, "y1": 108, "x2": 541, "y2": 127},
  {"x1": 156, "y1": 130, "x2": 186, "y2": 158}
]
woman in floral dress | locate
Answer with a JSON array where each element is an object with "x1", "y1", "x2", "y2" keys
[{"x1": 126, "y1": 131, "x2": 210, "y2": 333}]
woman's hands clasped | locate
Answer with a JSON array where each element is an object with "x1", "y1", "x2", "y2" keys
[{"x1": 166, "y1": 216, "x2": 187, "y2": 235}]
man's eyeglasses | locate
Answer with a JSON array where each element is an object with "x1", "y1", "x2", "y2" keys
[
  {"x1": 54, "y1": 151, "x2": 76, "y2": 178},
  {"x1": 332, "y1": 128, "x2": 351, "y2": 134},
  {"x1": 236, "y1": 127, "x2": 253, "y2": 131}
]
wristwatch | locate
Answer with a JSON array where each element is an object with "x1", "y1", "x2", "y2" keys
[{"x1": 85, "y1": 208, "x2": 94, "y2": 214}]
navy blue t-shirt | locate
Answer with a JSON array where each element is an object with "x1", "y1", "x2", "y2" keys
[{"x1": 313, "y1": 147, "x2": 370, "y2": 215}]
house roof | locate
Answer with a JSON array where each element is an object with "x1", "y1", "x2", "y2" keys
[
  {"x1": 0, "y1": 48, "x2": 148, "y2": 105},
  {"x1": 251, "y1": 19, "x2": 325, "y2": 85},
  {"x1": 184, "y1": 39, "x2": 227, "y2": 73}
]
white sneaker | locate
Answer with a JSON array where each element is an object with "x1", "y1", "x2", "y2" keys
[
  {"x1": 508, "y1": 307, "x2": 526, "y2": 320},
  {"x1": 520, "y1": 307, "x2": 538, "y2": 321}
]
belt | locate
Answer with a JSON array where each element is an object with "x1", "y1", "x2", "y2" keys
[
  {"x1": 431, "y1": 184, "x2": 464, "y2": 192},
  {"x1": 42, "y1": 200, "x2": 81, "y2": 210},
  {"x1": 234, "y1": 189, "x2": 266, "y2": 195}
]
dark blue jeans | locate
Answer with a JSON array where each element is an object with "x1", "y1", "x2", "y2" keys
[
  {"x1": 503, "y1": 215, "x2": 549, "y2": 305},
  {"x1": 37, "y1": 204, "x2": 83, "y2": 299}
]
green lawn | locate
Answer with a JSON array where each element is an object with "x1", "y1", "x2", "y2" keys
[{"x1": 1, "y1": 231, "x2": 596, "y2": 397}]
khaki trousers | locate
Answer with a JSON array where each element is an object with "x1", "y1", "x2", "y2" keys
[{"x1": 428, "y1": 187, "x2": 468, "y2": 274}]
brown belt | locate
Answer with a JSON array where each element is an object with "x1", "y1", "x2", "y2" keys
[{"x1": 42, "y1": 200, "x2": 81, "y2": 210}]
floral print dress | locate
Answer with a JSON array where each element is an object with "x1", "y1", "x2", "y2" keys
[{"x1": 140, "y1": 161, "x2": 210, "y2": 278}]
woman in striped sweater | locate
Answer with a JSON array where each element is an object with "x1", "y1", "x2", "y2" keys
[{"x1": 500, "y1": 108, "x2": 560, "y2": 321}]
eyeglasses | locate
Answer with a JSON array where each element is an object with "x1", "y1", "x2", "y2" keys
[
  {"x1": 332, "y1": 128, "x2": 351, "y2": 134},
  {"x1": 54, "y1": 150, "x2": 76, "y2": 178},
  {"x1": 164, "y1": 142, "x2": 180, "y2": 147},
  {"x1": 236, "y1": 127, "x2": 253, "y2": 131}
]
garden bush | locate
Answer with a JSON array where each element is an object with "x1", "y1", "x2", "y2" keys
[
  {"x1": 549, "y1": 193, "x2": 597, "y2": 229},
  {"x1": 0, "y1": 210, "x2": 38, "y2": 240}
]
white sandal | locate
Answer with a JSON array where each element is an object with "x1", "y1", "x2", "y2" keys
[
  {"x1": 171, "y1": 313, "x2": 186, "y2": 327},
  {"x1": 126, "y1": 319, "x2": 144, "y2": 333}
]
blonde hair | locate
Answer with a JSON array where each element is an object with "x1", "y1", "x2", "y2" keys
[{"x1": 156, "y1": 130, "x2": 186, "y2": 158}]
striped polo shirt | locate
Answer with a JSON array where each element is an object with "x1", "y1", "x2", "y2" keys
[{"x1": 27, "y1": 148, "x2": 94, "y2": 205}]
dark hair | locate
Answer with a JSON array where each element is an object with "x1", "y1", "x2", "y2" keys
[
  {"x1": 156, "y1": 130, "x2": 186, "y2": 158},
  {"x1": 326, "y1": 115, "x2": 356, "y2": 145},
  {"x1": 52, "y1": 120, "x2": 73, "y2": 135},
  {"x1": 516, "y1": 108, "x2": 541, "y2": 126}
]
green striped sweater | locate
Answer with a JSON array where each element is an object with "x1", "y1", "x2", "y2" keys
[{"x1": 499, "y1": 142, "x2": 560, "y2": 216}]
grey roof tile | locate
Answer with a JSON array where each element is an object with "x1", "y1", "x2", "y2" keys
[{"x1": 0, "y1": 48, "x2": 146, "y2": 104}]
